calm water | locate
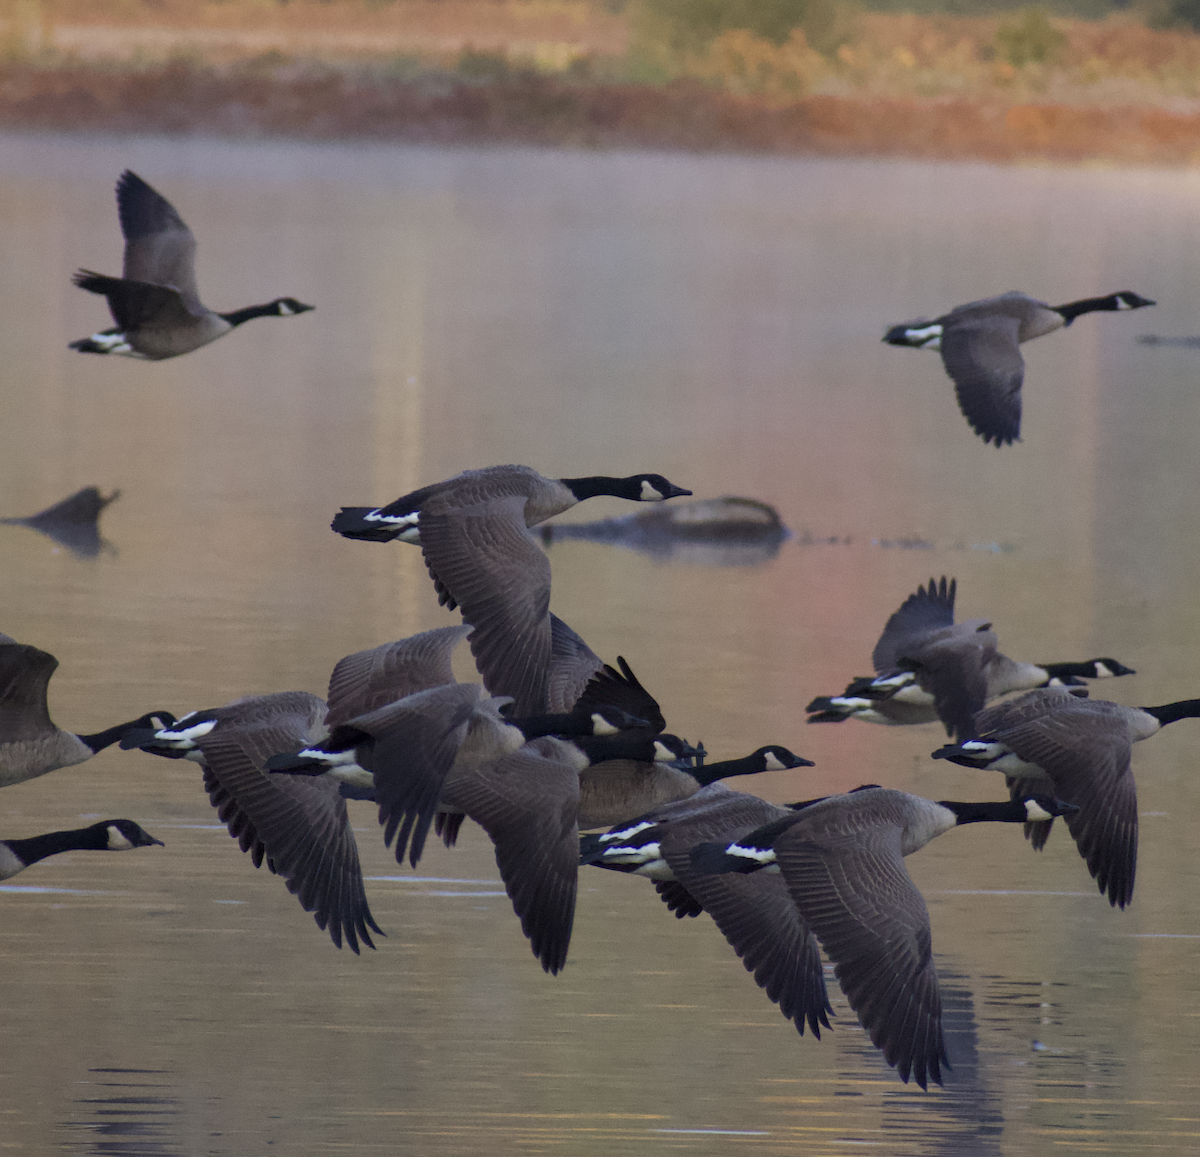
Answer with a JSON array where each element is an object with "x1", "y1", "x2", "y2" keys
[{"x1": 3, "y1": 134, "x2": 1200, "y2": 1154}]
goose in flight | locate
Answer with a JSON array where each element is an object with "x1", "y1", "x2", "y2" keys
[
  {"x1": 70, "y1": 170, "x2": 312, "y2": 359},
  {"x1": 884, "y1": 290, "x2": 1154, "y2": 445}
]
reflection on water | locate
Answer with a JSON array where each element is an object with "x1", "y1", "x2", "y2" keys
[
  {"x1": 64, "y1": 1069, "x2": 178, "y2": 1156},
  {"x1": 3, "y1": 134, "x2": 1200, "y2": 1154},
  {"x1": 0, "y1": 485, "x2": 119, "y2": 558}
]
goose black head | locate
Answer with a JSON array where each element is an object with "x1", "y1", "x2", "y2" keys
[
  {"x1": 1115, "y1": 292, "x2": 1155, "y2": 310},
  {"x1": 104, "y1": 819, "x2": 165, "y2": 850},
  {"x1": 629, "y1": 474, "x2": 692, "y2": 502},
  {"x1": 272, "y1": 298, "x2": 315, "y2": 316},
  {"x1": 754, "y1": 745, "x2": 816, "y2": 771}
]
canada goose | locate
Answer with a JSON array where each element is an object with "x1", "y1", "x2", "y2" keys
[
  {"x1": 806, "y1": 577, "x2": 1134, "y2": 740},
  {"x1": 580, "y1": 782, "x2": 833, "y2": 1037},
  {"x1": 689, "y1": 786, "x2": 1079, "y2": 1089},
  {"x1": 0, "y1": 485, "x2": 120, "y2": 559},
  {"x1": 932, "y1": 687, "x2": 1200, "y2": 908},
  {"x1": 575, "y1": 743, "x2": 812, "y2": 831},
  {"x1": 443, "y1": 735, "x2": 804, "y2": 974},
  {"x1": 69, "y1": 170, "x2": 313, "y2": 360},
  {"x1": 265, "y1": 681, "x2": 651, "y2": 866},
  {"x1": 0, "y1": 638, "x2": 175, "y2": 789},
  {"x1": 884, "y1": 290, "x2": 1155, "y2": 445},
  {"x1": 130, "y1": 691, "x2": 382, "y2": 952},
  {"x1": 330, "y1": 464, "x2": 691, "y2": 715},
  {"x1": 0, "y1": 819, "x2": 162, "y2": 880}
]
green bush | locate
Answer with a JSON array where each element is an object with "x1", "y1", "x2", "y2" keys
[
  {"x1": 640, "y1": 0, "x2": 852, "y2": 52},
  {"x1": 994, "y1": 7, "x2": 1067, "y2": 66}
]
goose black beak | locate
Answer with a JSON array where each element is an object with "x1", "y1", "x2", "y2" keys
[{"x1": 665, "y1": 483, "x2": 693, "y2": 498}]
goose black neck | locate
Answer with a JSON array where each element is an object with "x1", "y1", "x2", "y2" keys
[
  {"x1": 77, "y1": 717, "x2": 156, "y2": 754},
  {"x1": 4, "y1": 825, "x2": 107, "y2": 867},
  {"x1": 1039, "y1": 661, "x2": 1096, "y2": 679},
  {"x1": 692, "y1": 754, "x2": 762, "y2": 786},
  {"x1": 939, "y1": 799, "x2": 1029, "y2": 825},
  {"x1": 1142, "y1": 699, "x2": 1200, "y2": 726},
  {"x1": 560, "y1": 475, "x2": 629, "y2": 501},
  {"x1": 219, "y1": 302, "x2": 282, "y2": 327},
  {"x1": 513, "y1": 711, "x2": 602, "y2": 739},
  {"x1": 573, "y1": 732, "x2": 657, "y2": 763},
  {"x1": 1053, "y1": 295, "x2": 1123, "y2": 324}
]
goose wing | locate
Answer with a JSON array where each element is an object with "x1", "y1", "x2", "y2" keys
[
  {"x1": 775, "y1": 821, "x2": 947, "y2": 1088},
  {"x1": 444, "y1": 736, "x2": 582, "y2": 974},
  {"x1": 0, "y1": 643, "x2": 57, "y2": 741},
  {"x1": 661, "y1": 825, "x2": 831, "y2": 1035},
  {"x1": 902, "y1": 621, "x2": 997, "y2": 740},
  {"x1": 344, "y1": 683, "x2": 483, "y2": 867},
  {"x1": 939, "y1": 316, "x2": 1024, "y2": 446},
  {"x1": 546, "y1": 614, "x2": 604, "y2": 714},
  {"x1": 195, "y1": 694, "x2": 381, "y2": 952},
  {"x1": 72, "y1": 271, "x2": 203, "y2": 331},
  {"x1": 116, "y1": 170, "x2": 202, "y2": 309},
  {"x1": 991, "y1": 706, "x2": 1137, "y2": 908},
  {"x1": 418, "y1": 492, "x2": 551, "y2": 717},
  {"x1": 573, "y1": 655, "x2": 667, "y2": 734},
  {"x1": 872, "y1": 578, "x2": 956, "y2": 673},
  {"x1": 325, "y1": 625, "x2": 470, "y2": 727}
]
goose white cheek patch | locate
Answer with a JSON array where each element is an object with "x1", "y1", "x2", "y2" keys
[{"x1": 105, "y1": 826, "x2": 135, "y2": 851}]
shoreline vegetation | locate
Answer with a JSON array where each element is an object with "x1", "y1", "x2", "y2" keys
[{"x1": 4, "y1": 0, "x2": 1200, "y2": 164}]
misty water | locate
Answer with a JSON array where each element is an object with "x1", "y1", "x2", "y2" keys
[{"x1": 3, "y1": 133, "x2": 1200, "y2": 1154}]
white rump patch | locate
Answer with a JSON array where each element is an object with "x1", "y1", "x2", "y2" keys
[
  {"x1": 830, "y1": 697, "x2": 873, "y2": 710},
  {"x1": 90, "y1": 332, "x2": 137, "y2": 356},
  {"x1": 299, "y1": 747, "x2": 356, "y2": 766},
  {"x1": 366, "y1": 510, "x2": 420, "y2": 527},
  {"x1": 727, "y1": 842, "x2": 776, "y2": 865},
  {"x1": 105, "y1": 825, "x2": 135, "y2": 851},
  {"x1": 890, "y1": 684, "x2": 935, "y2": 706},
  {"x1": 603, "y1": 840, "x2": 661, "y2": 865},
  {"x1": 328, "y1": 765, "x2": 374, "y2": 790},
  {"x1": 905, "y1": 324, "x2": 943, "y2": 349},
  {"x1": 601, "y1": 821, "x2": 655, "y2": 843},
  {"x1": 160, "y1": 718, "x2": 217, "y2": 743}
]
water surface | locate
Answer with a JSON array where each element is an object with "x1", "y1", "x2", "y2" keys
[{"x1": 2, "y1": 135, "x2": 1200, "y2": 1154}]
